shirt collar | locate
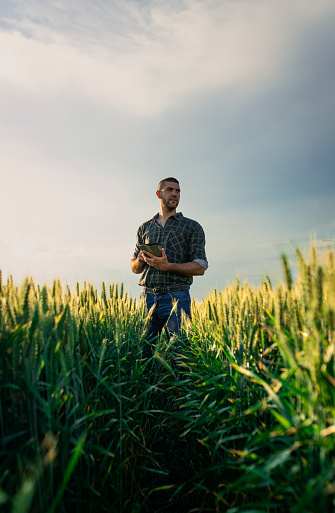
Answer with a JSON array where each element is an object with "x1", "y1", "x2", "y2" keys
[{"x1": 153, "y1": 212, "x2": 183, "y2": 222}]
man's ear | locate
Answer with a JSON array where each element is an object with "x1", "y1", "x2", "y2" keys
[{"x1": 156, "y1": 190, "x2": 161, "y2": 199}]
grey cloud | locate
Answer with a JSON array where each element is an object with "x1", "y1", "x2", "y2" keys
[{"x1": 2, "y1": 1, "x2": 334, "y2": 116}]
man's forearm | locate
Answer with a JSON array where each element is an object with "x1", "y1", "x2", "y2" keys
[
  {"x1": 130, "y1": 258, "x2": 145, "y2": 274},
  {"x1": 167, "y1": 261, "x2": 204, "y2": 276},
  {"x1": 141, "y1": 249, "x2": 205, "y2": 276}
]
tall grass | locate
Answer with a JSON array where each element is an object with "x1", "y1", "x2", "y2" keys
[
  {"x1": 177, "y1": 248, "x2": 335, "y2": 511},
  {"x1": 0, "y1": 276, "x2": 157, "y2": 512},
  {"x1": 0, "y1": 248, "x2": 334, "y2": 512}
]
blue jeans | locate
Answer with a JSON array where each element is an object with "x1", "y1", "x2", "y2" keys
[{"x1": 142, "y1": 289, "x2": 191, "y2": 358}]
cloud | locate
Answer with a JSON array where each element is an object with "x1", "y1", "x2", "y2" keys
[
  {"x1": 1, "y1": 0, "x2": 334, "y2": 115},
  {"x1": 0, "y1": 230, "x2": 86, "y2": 259},
  {"x1": 0, "y1": 229, "x2": 128, "y2": 286}
]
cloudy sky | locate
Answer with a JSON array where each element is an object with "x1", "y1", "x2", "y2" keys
[{"x1": 1, "y1": 0, "x2": 334, "y2": 299}]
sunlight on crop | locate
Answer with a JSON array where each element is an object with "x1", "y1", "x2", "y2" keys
[{"x1": 0, "y1": 247, "x2": 334, "y2": 512}]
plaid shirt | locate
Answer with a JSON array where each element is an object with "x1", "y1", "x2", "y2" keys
[{"x1": 132, "y1": 212, "x2": 208, "y2": 288}]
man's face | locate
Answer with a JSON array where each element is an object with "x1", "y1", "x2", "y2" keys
[{"x1": 158, "y1": 181, "x2": 180, "y2": 210}]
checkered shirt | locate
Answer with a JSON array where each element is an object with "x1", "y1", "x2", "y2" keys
[{"x1": 132, "y1": 212, "x2": 208, "y2": 288}]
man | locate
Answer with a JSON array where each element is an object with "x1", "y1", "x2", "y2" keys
[{"x1": 131, "y1": 177, "x2": 208, "y2": 358}]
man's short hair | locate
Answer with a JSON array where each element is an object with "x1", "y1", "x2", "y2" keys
[{"x1": 158, "y1": 177, "x2": 179, "y2": 191}]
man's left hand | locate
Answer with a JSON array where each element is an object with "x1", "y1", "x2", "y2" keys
[{"x1": 142, "y1": 248, "x2": 170, "y2": 271}]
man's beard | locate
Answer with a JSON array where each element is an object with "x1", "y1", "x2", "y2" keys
[{"x1": 162, "y1": 198, "x2": 178, "y2": 211}]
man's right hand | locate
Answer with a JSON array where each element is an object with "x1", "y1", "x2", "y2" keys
[{"x1": 130, "y1": 252, "x2": 146, "y2": 274}]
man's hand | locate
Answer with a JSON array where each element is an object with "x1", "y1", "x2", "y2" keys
[
  {"x1": 132, "y1": 249, "x2": 205, "y2": 276},
  {"x1": 142, "y1": 249, "x2": 205, "y2": 276},
  {"x1": 130, "y1": 251, "x2": 146, "y2": 274},
  {"x1": 142, "y1": 248, "x2": 170, "y2": 271}
]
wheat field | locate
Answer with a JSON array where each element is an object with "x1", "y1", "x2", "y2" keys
[{"x1": 0, "y1": 248, "x2": 334, "y2": 512}]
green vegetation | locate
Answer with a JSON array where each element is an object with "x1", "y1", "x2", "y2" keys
[{"x1": 0, "y1": 248, "x2": 334, "y2": 512}]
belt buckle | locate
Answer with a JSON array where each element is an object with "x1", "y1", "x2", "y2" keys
[{"x1": 153, "y1": 287, "x2": 161, "y2": 295}]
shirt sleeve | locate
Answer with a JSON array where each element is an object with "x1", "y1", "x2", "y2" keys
[
  {"x1": 132, "y1": 226, "x2": 143, "y2": 260},
  {"x1": 193, "y1": 258, "x2": 209, "y2": 270},
  {"x1": 188, "y1": 223, "x2": 208, "y2": 269}
]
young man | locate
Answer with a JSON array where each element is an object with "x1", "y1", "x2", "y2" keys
[{"x1": 131, "y1": 177, "x2": 208, "y2": 358}]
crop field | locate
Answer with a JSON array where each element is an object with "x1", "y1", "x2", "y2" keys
[{"x1": 0, "y1": 248, "x2": 335, "y2": 513}]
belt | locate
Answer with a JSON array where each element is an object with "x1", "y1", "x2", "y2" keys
[{"x1": 143, "y1": 285, "x2": 190, "y2": 295}]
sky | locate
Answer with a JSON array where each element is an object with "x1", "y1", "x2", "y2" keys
[{"x1": 1, "y1": 0, "x2": 334, "y2": 300}]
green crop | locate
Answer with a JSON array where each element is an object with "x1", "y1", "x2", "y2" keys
[{"x1": 0, "y1": 248, "x2": 334, "y2": 512}]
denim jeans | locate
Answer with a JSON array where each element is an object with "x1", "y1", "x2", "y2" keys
[{"x1": 142, "y1": 289, "x2": 191, "y2": 358}]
